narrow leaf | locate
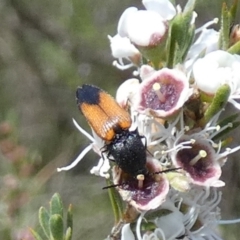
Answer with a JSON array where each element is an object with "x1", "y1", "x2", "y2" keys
[
  {"x1": 201, "y1": 84, "x2": 231, "y2": 126},
  {"x1": 182, "y1": 24, "x2": 195, "y2": 61},
  {"x1": 230, "y1": 0, "x2": 238, "y2": 21},
  {"x1": 39, "y1": 207, "x2": 50, "y2": 238},
  {"x1": 227, "y1": 41, "x2": 240, "y2": 54},
  {"x1": 106, "y1": 178, "x2": 123, "y2": 224},
  {"x1": 213, "y1": 121, "x2": 240, "y2": 141},
  {"x1": 30, "y1": 228, "x2": 44, "y2": 240},
  {"x1": 50, "y1": 214, "x2": 64, "y2": 240},
  {"x1": 167, "y1": 10, "x2": 194, "y2": 68},
  {"x1": 50, "y1": 193, "x2": 63, "y2": 217},
  {"x1": 183, "y1": 0, "x2": 196, "y2": 13},
  {"x1": 219, "y1": 2, "x2": 231, "y2": 50},
  {"x1": 172, "y1": 42, "x2": 181, "y2": 67},
  {"x1": 65, "y1": 227, "x2": 72, "y2": 240},
  {"x1": 67, "y1": 204, "x2": 73, "y2": 231},
  {"x1": 217, "y1": 113, "x2": 239, "y2": 127}
]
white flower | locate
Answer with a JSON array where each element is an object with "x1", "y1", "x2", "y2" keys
[
  {"x1": 179, "y1": 188, "x2": 222, "y2": 239},
  {"x1": 108, "y1": 34, "x2": 141, "y2": 70},
  {"x1": 119, "y1": 9, "x2": 167, "y2": 47},
  {"x1": 121, "y1": 224, "x2": 135, "y2": 240},
  {"x1": 108, "y1": 34, "x2": 140, "y2": 60},
  {"x1": 57, "y1": 119, "x2": 110, "y2": 178},
  {"x1": 185, "y1": 18, "x2": 219, "y2": 72},
  {"x1": 193, "y1": 50, "x2": 240, "y2": 109},
  {"x1": 142, "y1": 0, "x2": 176, "y2": 20},
  {"x1": 193, "y1": 50, "x2": 240, "y2": 94},
  {"x1": 116, "y1": 78, "x2": 140, "y2": 109},
  {"x1": 153, "y1": 211, "x2": 185, "y2": 239},
  {"x1": 109, "y1": 0, "x2": 176, "y2": 71},
  {"x1": 117, "y1": 0, "x2": 175, "y2": 47},
  {"x1": 137, "y1": 188, "x2": 223, "y2": 240}
]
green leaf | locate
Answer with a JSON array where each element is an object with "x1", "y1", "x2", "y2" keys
[
  {"x1": 182, "y1": 24, "x2": 195, "y2": 61},
  {"x1": 218, "y1": 113, "x2": 239, "y2": 127},
  {"x1": 50, "y1": 193, "x2": 63, "y2": 217},
  {"x1": 200, "y1": 91, "x2": 215, "y2": 103},
  {"x1": 227, "y1": 41, "x2": 240, "y2": 54},
  {"x1": 167, "y1": 10, "x2": 195, "y2": 68},
  {"x1": 50, "y1": 214, "x2": 64, "y2": 240},
  {"x1": 230, "y1": 0, "x2": 238, "y2": 21},
  {"x1": 201, "y1": 84, "x2": 231, "y2": 126},
  {"x1": 30, "y1": 228, "x2": 44, "y2": 240},
  {"x1": 31, "y1": 193, "x2": 73, "y2": 240},
  {"x1": 106, "y1": 178, "x2": 123, "y2": 223},
  {"x1": 65, "y1": 227, "x2": 72, "y2": 240},
  {"x1": 146, "y1": 209, "x2": 172, "y2": 220},
  {"x1": 129, "y1": 221, "x2": 156, "y2": 234},
  {"x1": 140, "y1": 222, "x2": 157, "y2": 232},
  {"x1": 213, "y1": 113, "x2": 240, "y2": 141},
  {"x1": 183, "y1": 0, "x2": 196, "y2": 13},
  {"x1": 172, "y1": 42, "x2": 181, "y2": 67},
  {"x1": 138, "y1": 33, "x2": 168, "y2": 69},
  {"x1": 213, "y1": 121, "x2": 240, "y2": 141},
  {"x1": 219, "y1": 2, "x2": 231, "y2": 50},
  {"x1": 39, "y1": 207, "x2": 50, "y2": 238},
  {"x1": 67, "y1": 204, "x2": 73, "y2": 233}
]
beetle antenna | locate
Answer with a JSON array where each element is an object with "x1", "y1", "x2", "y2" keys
[
  {"x1": 102, "y1": 182, "x2": 124, "y2": 190},
  {"x1": 152, "y1": 167, "x2": 181, "y2": 175}
]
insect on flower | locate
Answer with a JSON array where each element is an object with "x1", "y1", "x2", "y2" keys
[{"x1": 76, "y1": 84, "x2": 148, "y2": 184}]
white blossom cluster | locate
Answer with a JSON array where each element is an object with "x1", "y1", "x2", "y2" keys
[{"x1": 58, "y1": 0, "x2": 240, "y2": 239}]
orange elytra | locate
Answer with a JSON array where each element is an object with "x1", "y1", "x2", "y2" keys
[{"x1": 76, "y1": 84, "x2": 132, "y2": 141}]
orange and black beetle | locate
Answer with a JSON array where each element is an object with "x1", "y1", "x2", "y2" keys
[{"x1": 76, "y1": 84, "x2": 147, "y2": 177}]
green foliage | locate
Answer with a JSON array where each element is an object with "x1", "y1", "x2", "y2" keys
[
  {"x1": 166, "y1": 0, "x2": 196, "y2": 68},
  {"x1": 0, "y1": 0, "x2": 240, "y2": 239},
  {"x1": 213, "y1": 113, "x2": 240, "y2": 142},
  {"x1": 200, "y1": 84, "x2": 231, "y2": 126},
  {"x1": 228, "y1": 40, "x2": 240, "y2": 54},
  {"x1": 219, "y1": 0, "x2": 238, "y2": 51},
  {"x1": 219, "y1": 2, "x2": 231, "y2": 50},
  {"x1": 31, "y1": 193, "x2": 73, "y2": 240},
  {"x1": 106, "y1": 178, "x2": 124, "y2": 224}
]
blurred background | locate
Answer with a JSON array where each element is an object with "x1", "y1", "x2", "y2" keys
[{"x1": 0, "y1": 0, "x2": 240, "y2": 239}]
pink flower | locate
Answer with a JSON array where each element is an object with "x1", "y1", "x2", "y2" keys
[
  {"x1": 134, "y1": 66, "x2": 192, "y2": 118},
  {"x1": 172, "y1": 135, "x2": 223, "y2": 187},
  {"x1": 112, "y1": 158, "x2": 169, "y2": 211}
]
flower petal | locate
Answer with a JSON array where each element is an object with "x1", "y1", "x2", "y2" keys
[
  {"x1": 118, "y1": 7, "x2": 138, "y2": 37},
  {"x1": 143, "y1": 0, "x2": 176, "y2": 20}
]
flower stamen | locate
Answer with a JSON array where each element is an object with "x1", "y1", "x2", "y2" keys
[
  {"x1": 209, "y1": 123, "x2": 233, "y2": 139},
  {"x1": 57, "y1": 144, "x2": 93, "y2": 172},
  {"x1": 163, "y1": 139, "x2": 195, "y2": 155},
  {"x1": 113, "y1": 60, "x2": 135, "y2": 70},
  {"x1": 137, "y1": 174, "x2": 145, "y2": 189},
  {"x1": 189, "y1": 150, "x2": 207, "y2": 166},
  {"x1": 195, "y1": 18, "x2": 219, "y2": 34},
  {"x1": 153, "y1": 82, "x2": 166, "y2": 102}
]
